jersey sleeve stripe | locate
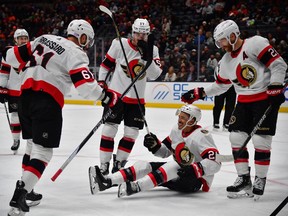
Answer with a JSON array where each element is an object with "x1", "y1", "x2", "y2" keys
[
  {"x1": 69, "y1": 67, "x2": 94, "y2": 88},
  {"x1": 0, "y1": 62, "x2": 11, "y2": 74},
  {"x1": 257, "y1": 45, "x2": 280, "y2": 67},
  {"x1": 14, "y1": 42, "x2": 32, "y2": 64},
  {"x1": 215, "y1": 74, "x2": 231, "y2": 84},
  {"x1": 200, "y1": 148, "x2": 219, "y2": 159},
  {"x1": 101, "y1": 53, "x2": 116, "y2": 70}
]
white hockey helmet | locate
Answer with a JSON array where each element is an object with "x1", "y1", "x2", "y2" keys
[
  {"x1": 213, "y1": 20, "x2": 240, "y2": 49},
  {"x1": 67, "y1": 19, "x2": 95, "y2": 48},
  {"x1": 14, "y1": 29, "x2": 29, "y2": 40},
  {"x1": 132, "y1": 18, "x2": 150, "y2": 35},
  {"x1": 176, "y1": 104, "x2": 202, "y2": 126}
]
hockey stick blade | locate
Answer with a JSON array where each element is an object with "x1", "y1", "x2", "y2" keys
[
  {"x1": 215, "y1": 154, "x2": 234, "y2": 162},
  {"x1": 99, "y1": 5, "x2": 112, "y2": 17},
  {"x1": 51, "y1": 46, "x2": 153, "y2": 182}
]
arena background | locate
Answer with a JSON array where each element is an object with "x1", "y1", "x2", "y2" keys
[{"x1": 1, "y1": 0, "x2": 287, "y2": 112}]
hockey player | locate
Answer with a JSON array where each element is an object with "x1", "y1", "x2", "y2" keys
[
  {"x1": 89, "y1": 105, "x2": 221, "y2": 197},
  {"x1": 96, "y1": 18, "x2": 162, "y2": 175},
  {"x1": 0, "y1": 28, "x2": 43, "y2": 208},
  {"x1": 0, "y1": 29, "x2": 29, "y2": 152},
  {"x1": 181, "y1": 20, "x2": 287, "y2": 200},
  {"x1": 3, "y1": 19, "x2": 122, "y2": 216}
]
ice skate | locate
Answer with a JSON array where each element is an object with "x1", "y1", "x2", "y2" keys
[
  {"x1": 118, "y1": 181, "x2": 140, "y2": 198},
  {"x1": 11, "y1": 139, "x2": 20, "y2": 154},
  {"x1": 213, "y1": 124, "x2": 220, "y2": 131},
  {"x1": 222, "y1": 124, "x2": 229, "y2": 131},
  {"x1": 112, "y1": 154, "x2": 127, "y2": 173},
  {"x1": 253, "y1": 176, "x2": 266, "y2": 201},
  {"x1": 100, "y1": 162, "x2": 110, "y2": 175},
  {"x1": 8, "y1": 207, "x2": 26, "y2": 216},
  {"x1": 88, "y1": 166, "x2": 99, "y2": 194},
  {"x1": 26, "y1": 190, "x2": 42, "y2": 207},
  {"x1": 227, "y1": 173, "x2": 254, "y2": 199},
  {"x1": 9, "y1": 180, "x2": 29, "y2": 213},
  {"x1": 89, "y1": 166, "x2": 112, "y2": 194}
]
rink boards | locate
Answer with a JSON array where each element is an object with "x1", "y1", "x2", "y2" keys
[{"x1": 64, "y1": 82, "x2": 288, "y2": 112}]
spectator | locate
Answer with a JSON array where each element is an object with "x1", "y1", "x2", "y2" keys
[
  {"x1": 163, "y1": 66, "x2": 177, "y2": 81},
  {"x1": 206, "y1": 54, "x2": 218, "y2": 71},
  {"x1": 187, "y1": 62, "x2": 196, "y2": 82},
  {"x1": 176, "y1": 65, "x2": 188, "y2": 81}
]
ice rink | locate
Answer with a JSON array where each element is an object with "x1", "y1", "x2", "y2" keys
[{"x1": 1, "y1": 104, "x2": 288, "y2": 216}]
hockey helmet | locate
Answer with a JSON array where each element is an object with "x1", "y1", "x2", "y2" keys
[
  {"x1": 213, "y1": 20, "x2": 240, "y2": 48},
  {"x1": 67, "y1": 19, "x2": 95, "y2": 48},
  {"x1": 176, "y1": 104, "x2": 202, "y2": 125},
  {"x1": 132, "y1": 18, "x2": 150, "y2": 35},
  {"x1": 14, "y1": 29, "x2": 29, "y2": 40}
]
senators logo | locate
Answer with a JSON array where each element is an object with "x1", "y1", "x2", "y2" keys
[
  {"x1": 121, "y1": 59, "x2": 146, "y2": 80},
  {"x1": 234, "y1": 63, "x2": 257, "y2": 87}
]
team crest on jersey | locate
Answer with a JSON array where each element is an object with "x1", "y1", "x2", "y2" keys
[
  {"x1": 234, "y1": 63, "x2": 257, "y2": 87},
  {"x1": 120, "y1": 59, "x2": 146, "y2": 80}
]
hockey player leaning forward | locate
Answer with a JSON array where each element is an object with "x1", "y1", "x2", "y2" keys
[
  {"x1": 181, "y1": 20, "x2": 287, "y2": 200},
  {"x1": 3, "y1": 19, "x2": 122, "y2": 215},
  {"x1": 97, "y1": 18, "x2": 162, "y2": 175},
  {"x1": 0, "y1": 29, "x2": 29, "y2": 153},
  {"x1": 89, "y1": 105, "x2": 221, "y2": 197}
]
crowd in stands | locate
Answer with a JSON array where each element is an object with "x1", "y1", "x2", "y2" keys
[{"x1": 1, "y1": 0, "x2": 287, "y2": 82}]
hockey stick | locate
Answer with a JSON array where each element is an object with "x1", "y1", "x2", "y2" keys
[
  {"x1": 235, "y1": 81, "x2": 288, "y2": 159},
  {"x1": 270, "y1": 196, "x2": 288, "y2": 216},
  {"x1": 99, "y1": 5, "x2": 151, "y2": 134},
  {"x1": 4, "y1": 99, "x2": 11, "y2": 127},
  {"x1": 51, "y1": 35, "x2": 154, "y2": 182}
]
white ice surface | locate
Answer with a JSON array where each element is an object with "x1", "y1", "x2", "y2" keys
[{"x1": 1, "y1": 104, "x2": 287, "y2": 216}]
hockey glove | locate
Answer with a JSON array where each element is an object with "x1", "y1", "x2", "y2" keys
[
  {"x1": 0, "y1": 87, "x2": 9, "y2": 103},
  {"x1": 177, "y1": 162, "x2": 204, "y2": 179},
  {"x1": 137, "y1": 40, "x2": 149, "y2": 61},
  {"x1": 98, "y1": 80, "x2": 108, "y2": 90},
  {"x1": 101, "y1": 89, "x2": 123, "y2": 115},
  {"x1": 143, "y1": 133, "x2": 161, "y2": 154},
  {"x1": 266, "y1": 84, "x2": 285, "y2": 107},
  {"x1": 181, "y1": 87, "x2": 205, "y2": 104}
]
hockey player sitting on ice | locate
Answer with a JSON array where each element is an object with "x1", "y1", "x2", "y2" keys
[
  {"x1": 0, "y1": 28, "x2": 43, "y2": 207},
  {"x1": 181, "y1": 20, "x2": 287, "y2": 200},
  {"x1": 97, "y1": 18, "x2": 162, "y2": 175},
  {"x1": 3, "y1": 19, "x2": 122, "y2": 216},
  {"x1": 89, "y1": 105, "x2": 221, "y2": 197},
  {"x1": 0, "y1": 29, "x2": 29, "y2": 153}
]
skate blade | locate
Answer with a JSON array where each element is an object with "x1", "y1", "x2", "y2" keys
[
  {"x1": 253, "y1": 195, "x2": 262, "y2": 201},
  {"x1": 227, "y1": 191, "x2": 254, "y2": 199},
  {"x1": 88, "y1": 166, "x2": 99, "y2": 195},
  {"x1": 27, "y1": 200, "x2": 41, "y2": 207},
  {"x1": 12, "y1": 150, "x2": 18, "y2": 155},
  {"x1": 117, "y1": 184, "x2": 127, "y2": 198},
  {"x1": 8, "y1": 207, "x2": 26, "y2": 216}
]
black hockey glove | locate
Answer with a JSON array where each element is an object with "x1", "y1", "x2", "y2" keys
[
  {"x1": 143, "y1": 133, "x2": 161, "y2": 154},
  {"x1": 101, "y1": 89, "x2": 123, "y2": 115},
  {"x1": 137, "y1": 40, "x2": 149, "y2": 61},
  {"x1": 177, "y1": 162, "x2": 204, "y2": 179},
  {"x1": 0, "y1": 87, "x2": 9, "y2": 103},
  {"x1": 266, "y1": 84, "x2": 285, "y2": 107},
  {"x1": 181, "y1": 87, "x2": 205, "y2": 104}
]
